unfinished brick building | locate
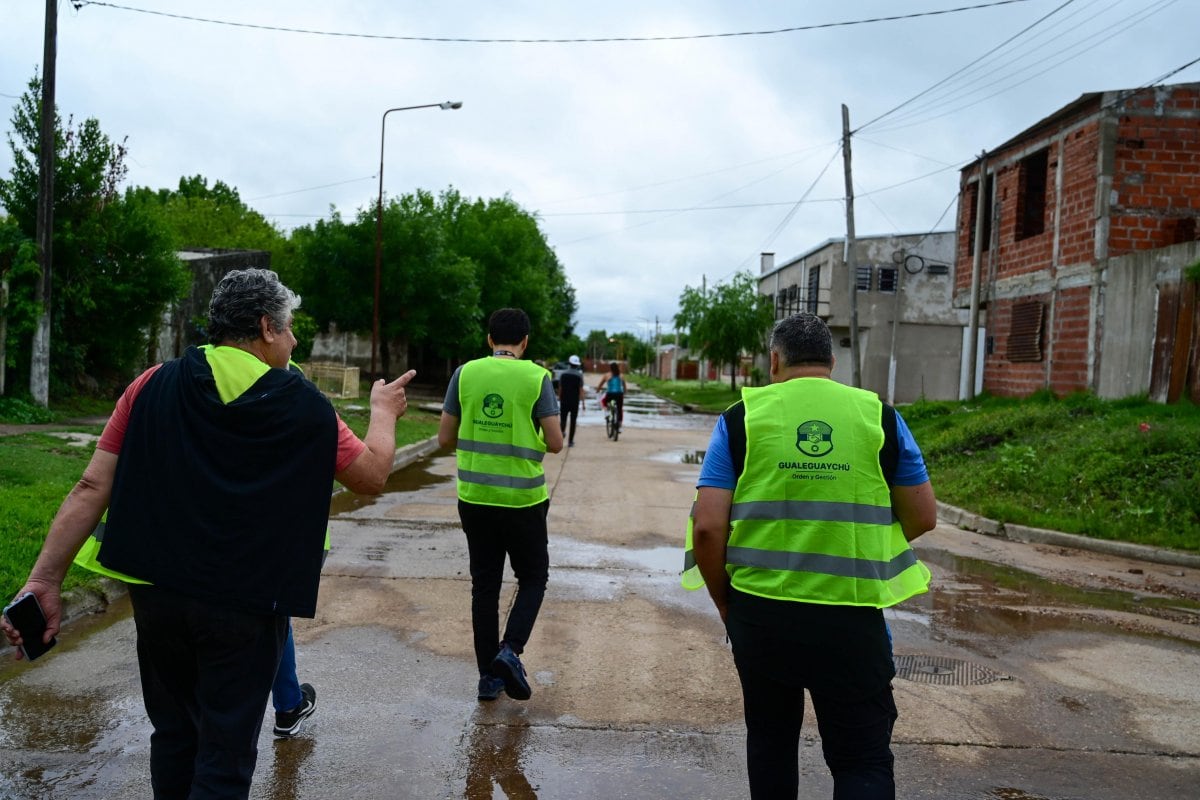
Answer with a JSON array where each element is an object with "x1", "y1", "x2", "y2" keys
[{"x1": 954, "y1": 82, "x2": 1200, "y2": 400}]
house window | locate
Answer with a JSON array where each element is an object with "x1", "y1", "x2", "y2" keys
[
  {"x1": 878, "y1": 267, "x2": 897, "y2": 293},
  {"x1": 855, "y1": 266, "x2": 872, "y2": 291},
  {"x1": 806, "y1": 266, "x2": 821, "y2": 313},
  {"x1": 1016, "y1": 149, "x2": 1049, "y2": 240},
  {"x1": 1007, "y1": 300, "x2": 1045, "y2": 362}
]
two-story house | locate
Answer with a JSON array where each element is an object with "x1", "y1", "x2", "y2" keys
[
  {"x1": 757, "y1": 231, "x2": 972, "y2": 403},
  {"x1": 954, "y1": 82, "x2": 1200, "y2": 401}
]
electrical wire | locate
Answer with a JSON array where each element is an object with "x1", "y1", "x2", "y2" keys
[
  {"x1": 870, "y1": 0, "x2": 1179, "y2": 134},
  {"x1": 73, "y1": 0, "x2": 1037, "y2": 44},
  {"x1": 854, "y1": 0, "x2": 1079, "y2": 133}
]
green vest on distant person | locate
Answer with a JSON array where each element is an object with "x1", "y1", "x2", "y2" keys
[
  {"x1": 683, "y1": 378, "x2": 930, "y2": 608},
  {"x1": 455, "y1": 357, "x2": 549, "y2": 508}
]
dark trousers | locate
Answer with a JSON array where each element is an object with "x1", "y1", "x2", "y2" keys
[
  {"x1": 560, "y1": 404, "x2": 579, "y2": 444},
  {"x1": 129, "y1": 585, "x2": 287, "y2": 800},
  {"x1": 725, "y1": 589, "x2": 898, "y2": 800},
  {"x1": 458, "y1": 499, "x2": 550, "y2": 675}
]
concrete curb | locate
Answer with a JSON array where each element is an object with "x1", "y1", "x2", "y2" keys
[{"x1": 936, "y1": 500, "x2": 1200, "y2": 569}]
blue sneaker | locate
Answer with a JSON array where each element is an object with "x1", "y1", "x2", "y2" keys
[
  {"x1": 491, "y1": 644, "x2": 532, "y2": 700},
  {"x1": 477, "y1": 674, "x2": 505, "y2": 702}
]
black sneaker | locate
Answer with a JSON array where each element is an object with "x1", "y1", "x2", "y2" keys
[
  {"x1": 491, "y1": 644, "x2": 532, "y2": 701},
  {"x1": 274, "y1": 683, "x2": 316, "y2": 738},
  {"x1": 477, "y1": 674, "x2": 505, "y2": 702}
]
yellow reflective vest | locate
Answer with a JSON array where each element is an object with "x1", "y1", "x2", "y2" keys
[
  {"x1": 683, "y1": 378, "x2": 929, "y2": 608},
  {"x1": 455, "y1": 357, "x2": 549, "y2": 508}
]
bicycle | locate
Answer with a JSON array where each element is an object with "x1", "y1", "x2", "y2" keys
[{"x1": 603, "y1": 394, "x2": 620, "y2": 441}]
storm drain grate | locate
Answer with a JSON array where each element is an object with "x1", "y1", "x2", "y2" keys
[{"x1": 894, "y1": 654, "x2": 1008, "y2": 686}]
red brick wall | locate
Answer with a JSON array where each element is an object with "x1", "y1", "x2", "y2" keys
[
  {"x1": 1048, "y1": 286, "x2": 1092, "y2": 394},
  {"x1": 1111, "y1": 88, "x2": 1200, "y2": 254},
  {"x1": 959, "y1": 84, "x2": 1200, "y2": 397}
]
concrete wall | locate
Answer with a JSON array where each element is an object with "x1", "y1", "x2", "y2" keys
[
  {"x1": 1097, "y1": 239, "x2": 1200, "y2": 398},
  {"x1": 153, "y1": 249, "x2": 271, "y2": 364}
]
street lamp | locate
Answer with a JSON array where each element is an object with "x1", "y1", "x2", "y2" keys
[{"x1": 372, "y1": 100, "x2": 463, "y2": 377}]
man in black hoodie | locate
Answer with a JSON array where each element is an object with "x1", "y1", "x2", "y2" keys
[{"x1": 3, "y1": 268, "x2": 414, "y2": 799}]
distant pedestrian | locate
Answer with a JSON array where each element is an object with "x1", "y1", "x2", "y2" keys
[
  {"x1": 557, "y1": 355, "x2": 585, "y2": 447},
  {"x1": 683, "y1": 312, "x2": 937, "y2": 799},
  {"x1": 438, "y1": 308, "x2": 564, "y2": 702}
]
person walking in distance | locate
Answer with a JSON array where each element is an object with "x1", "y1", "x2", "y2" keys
[
  {"x1": 438, "y1": 308, "x2": 564, "y2": 702},
  {"x1": 557, "y1": 355, "x2": 585, "y2": 447},
  {"x1": 683, "y1": 312, "x2": 937, "y2": 799},
  {"x1": 4, "y1": 268, "x2": 415, "y2": 799}
]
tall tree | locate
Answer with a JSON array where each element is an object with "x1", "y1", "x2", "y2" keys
[
  {"x1": 0, "y1": 76, "x2": 189, "y2": 395},
  {"x1": 675, "y1": 271, "x2": 774, "y2": 391}
]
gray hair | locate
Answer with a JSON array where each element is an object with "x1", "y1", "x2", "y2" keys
[
  {"x1": 769, "y1": 312, "x2": 833, "y2": 368},
  {"x1": 206, "y1": 268, "x2": 301, "y2": 344}
]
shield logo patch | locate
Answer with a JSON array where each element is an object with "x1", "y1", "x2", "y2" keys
[
  {"x1": 796, "y1": 420, "x2": 833, "y2": 457},
  {"x1": 482, "y1": 393, "x2": 505, "y2": 418}
]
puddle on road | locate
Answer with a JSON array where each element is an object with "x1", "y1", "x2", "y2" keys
[
  {"x1": 329, "y1": 455, "x2": 452, "y2": 516},
  {"x1": 901, "y1": 550, "x2": 1200, "y2": 643}
]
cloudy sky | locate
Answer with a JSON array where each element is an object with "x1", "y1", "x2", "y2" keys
[{"x1": 3, "y1": 0, "x2": 1197, "y2": 341}]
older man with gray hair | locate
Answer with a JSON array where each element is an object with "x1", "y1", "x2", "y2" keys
[
  {"x1": 684, "y1": 311, "x2": 937, "y2": 799},
  {"x1": 3, "y1": 268, "x2": 415, "y2": 799}
]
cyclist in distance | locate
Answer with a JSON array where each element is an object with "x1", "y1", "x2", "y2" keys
[{"x1": 597, "y1": 361, "x2": 627, "y2": 429}]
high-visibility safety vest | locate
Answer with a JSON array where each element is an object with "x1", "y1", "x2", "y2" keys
[
  {"x1": 682, "y1": 378, "x2": 929, "y2": 608},
  {"x1": 455, "y1": 357, "x2": 549, "y2": 508},
  {"x1": 73, "y1": 350, "x2": 333, "y2": 583}
]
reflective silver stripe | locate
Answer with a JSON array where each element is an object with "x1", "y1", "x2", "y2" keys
[
  {"x1": 727, "y1": 545, "x2": 919, "y2": 581},
  {"x1": 730, "y1": 500, "x2": 894, "y2": 526},
  {"x1": 683, "y1": 549, "x2": 696, "y2": 571},
  {"x1": 458, "y1": 468, "x2": 546, "y2": 490},
  {"x1": 458, "y1": 439, "x2": 545, "y2": 463}
]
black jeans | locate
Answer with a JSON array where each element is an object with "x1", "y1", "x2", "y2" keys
[
  {"x1": 458, "y1": 499, "x2": 550, "y2": 674},
  {"x1": 725, "y1": 589, "x2": 898, "y2": 800},
  {"x1": 129, "y1": 585, "x2": 286, "y2": 800},
  {"x1": 560, "y1": 404, "x2": 579, "y2": 444}
]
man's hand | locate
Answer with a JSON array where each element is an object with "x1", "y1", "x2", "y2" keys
[
  {"x1": 2, "y1": 580, "x2": 61, "y2": 661},
  {"x1": 370, "y1": 369, "x2": 416, "y2": 420}
]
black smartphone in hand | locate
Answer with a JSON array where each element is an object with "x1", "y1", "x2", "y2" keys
[{"x1": 3, "y1": 593, "x2": 57, "y2": 661}]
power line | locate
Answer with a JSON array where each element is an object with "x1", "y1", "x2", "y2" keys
[
  {"x1": 854, "y1": 0, "x2": 1079, "y2": 133},
  {"x1": 244, "y1": 175, "x2": 375, "y2": 202},
  {"x1": 74, "y1": 0, "x2": 1037, "y2": 44}
]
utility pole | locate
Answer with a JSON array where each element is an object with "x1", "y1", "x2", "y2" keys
[
  {"x1": 841, "y1": 104, "x2": 862, "y2": 388},
  {"x1": 30, "y1": 0, "x2": 57, "y2": 407},
  {"x1": 966, "y1": 151, "x2": 987, "y2": 400}
]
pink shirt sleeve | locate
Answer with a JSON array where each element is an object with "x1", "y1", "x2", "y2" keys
[
  {"x1": 97, "y1": 365, "x2": 163, "y2": 454},
  {"x1": 335, "y1": 416, "x2": 367, "y2": 473}
]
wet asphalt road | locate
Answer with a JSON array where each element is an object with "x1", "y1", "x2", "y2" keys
[{"x1": 1, "y1": 389, "x2": 1198, "y2": 798}]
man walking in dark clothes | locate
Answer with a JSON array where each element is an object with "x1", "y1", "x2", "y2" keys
[
  {"x1": 557, "y1": 354, "x2": 585, "y2": 447},
  {"x1": 438, "y1": 308, "x2": 564, "y2": 702}
]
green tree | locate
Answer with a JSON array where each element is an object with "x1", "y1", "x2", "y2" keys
[
  {"x1": 125, "y1": 175, "x2": 292, "y2": 271},
  {"x1": 444, "y1": 190, "x2": 574, "y2": 361},
  {"x1": 0, "y1": 76, "x2": 189, "y2": 396},
  {"x1": 288, "y1": 187, "x2": 574, "y2": 375},
  {"x1": 675, "y1": 271, "x2": 774, "y2": 391}
]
